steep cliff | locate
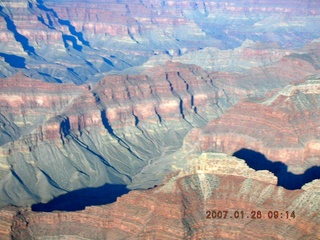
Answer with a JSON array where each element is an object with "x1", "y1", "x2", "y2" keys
[
  {"x1": 0, "y1": 1, "x2": 320, "y2": 238},
  {"x1": 185, "y1": 75, "x2": 320, "y2": 178},
  {"x1": 1, "y1": 0, "x2": 320, "y2": 83},
  {"x1": 0, "y1": 62, "x2": 235, "y2": 207},
  {"x1": 2, "y1": 153, "x2": 319, "y2": 239},
  {"x1": 1, "y1": 52, "x2": 320, "y2": 207}
]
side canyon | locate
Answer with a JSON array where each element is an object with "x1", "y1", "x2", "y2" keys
[{"x1": 0, "y1": 0, "x2": 320, "y2": 239}]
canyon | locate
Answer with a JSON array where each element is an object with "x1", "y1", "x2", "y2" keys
[
  {"x1": 1, "y1": 153, "x2": 320, "y2": 239},
  {"x1": 1, "y1": 0, "x2": 320, "y2": 83},
  {"x1": 0, "y1": 0, "x2": 320, "y2": 239}
]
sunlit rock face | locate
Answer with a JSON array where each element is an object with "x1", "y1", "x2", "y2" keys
[
  {"x1": 185, "y1": 76, "x2": 320, "y2": 174},
  {"x1": 0, "y1": 0, "x2": 320, "y2": 239},
  {"x1": 0, "y1": 55, "x2": 318, "y2": 208},
  {"x1": 0, "y1": 73, "x2": 88, "y2": 145},
  {"x1": 2, "y1": 153, "x2": 320, "y2": 240},
  {"x1": 0, "y1": 62, "x2": 234, "y2": 208},
  {"x1": 0, "y1": 0, "x2": 320, "y2": 83}
]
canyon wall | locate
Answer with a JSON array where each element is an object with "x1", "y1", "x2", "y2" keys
[
  {"x1": 1, "y1": 153, "x2": 319, "y2": 239},
  {"x1": 184, "y1": 75, "x2": 320, "y2": 175},
  {"x1": 0, "y1": 1, "x2": 320, "y2": 238},
  {"x1": 0, "y1": 45, "x2": 320, "y2": 207},
  {"x1": 0, "y1": 62, "x2": 233, "y2": 207},
  {"x1": 1, "y1": 0, "x2": 320, "y2": 83}
]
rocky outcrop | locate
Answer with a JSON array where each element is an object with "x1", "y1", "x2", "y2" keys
[
  {"x1": 0, "y1": 1, "x2": 320, "y2": 239},
  {"x1": 185, "y1": 76, "x2": 320, "y2": 174},
  {"x1": 1, "y1": 0, "x2": 320, "y2": 83},
  {"x1": 0, "y1": 62, "x2": 237, "y2": 207},
  {"x1": 3, "y1": 153, "x2": 320, "y2": 239},
  {"x1": 0, "y1": 206, "x2": 15, "y2": 240},
  {"x1": 0, "y1": 73, "x2": 88, "y2": 145},
  {"x1": 1, "y1": 51, "x2": 320, "y2": 207}
]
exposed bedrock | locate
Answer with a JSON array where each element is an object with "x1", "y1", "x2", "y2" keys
[
  {"x1": 184, "y1": 76, "x2": 320, "y2": 175},
  {"x1": 0, "y1": 1, "x2": 320, "y2": 238},
  {"x1": 1, "y1": 56, "x2": 320, "y2": 207},
  {"x1": 1, "y1": 0, "x2": 320, "y2": 83},
  {"x1": 2, "y1": 153, "x2": 320, "y2": 239},
  {"x1": 0, "y1": 62, "x2": 238, "y2": 207},
  {"x1": 0, "y1": 73, "x2": 88, "y2": 145}
]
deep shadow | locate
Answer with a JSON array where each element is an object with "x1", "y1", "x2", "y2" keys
[
  {"x1": 233, "y1": 149, "x2": 320, "y2": 190},
  {"x1": 59, "y1": 117, "x2": 71, "y2": 138},
  {"x1": 102, "y1": 57, "x2": 115, "y2": 67},
  {"x1": 0, "y1": 52, "x2": 25, "y2": 68},
  {"x1": 32, "y1": 184, "x2": 129, "y2": 212},
  {"x1": 37, "y1": 15, "x2": 54, "y2": 29},
  {"x1": 36, "y1": 0, "x2": 90, "y2": 47},
  {"x1": 59, "y1": 19, "x2": 90, "y2": 47},
  {"x1": 100, "y1": 109, "x2": 116, "y2": 136},
  {"x1": 0, "y1": 7, "x2": 36, "y2": 56},
  {"x1": 132, "y1": 111, "x2": 139, "y2": 126},
  {"x1": 62, "y1": 35, "x2": 82, "y2": 51}
]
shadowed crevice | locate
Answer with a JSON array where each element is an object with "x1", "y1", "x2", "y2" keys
[
  {"x1": 31, "y1": 184, "x2": 129, "y2": 212},
  {"x1": 38, "y1": 72, "x2": 63, "y2": 83},
  {"x1": 0, "y1": 113, "x2": 20, "y2": 146},
  {"x1": 233, "y1": 148, "x2": 320, "y2": 190},
  {"x1": 132, "y1": 110, "x2": 140, "y2": 126},
  {"x1": 36, "y1": 0, "x2": 58, "y2": 18},
  {"x1": 58, "y1": 19, "x2": 90, "y2": 47},
  {"x1": 154, "y1": 108, "x2": 163, "y2": 124},
  {"x1": 36, "y1": 0, "x2": 90, "y2": 47},
  {"x1": 0, "y1": 52, "x2": 25, "y2": 68},
  {"x1": 37, "y1": 15, "x2": 54, "y2": 30},
  {"x1": 102, "y1": 57, "x2": 115, "y2": 67},
  {"x1": 179, "y1": 99, "x2": 185, "y2": 119},
  {"x1": 59, "y1": 117, "x2": 71, "y2": 138},
  {"x1": 99, "y1": 109, "x2": 145, "y2": 162},
  {"x1": 67, "y1": 134, "x2": 132, "y2": 180},
  {"x1": 100, "y1": 109, "x2": 116, "y2": 136},
  {"x1": 0, "y1": 7, "x2": 37, "y2": 56},
  {"x1": 62, "y1": 35, "x2": 82, "y2": 51}
]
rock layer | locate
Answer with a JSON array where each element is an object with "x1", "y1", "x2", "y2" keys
[
  {"x1": 0, "y1": 62, "x2": 236, "y2": 207},
  {"x1": 185, "y1": 76, "x2": 320, "y2": 174},
  {"x1": 0, "y1": 73, "x2": 88, "y2": 146},
  {"x1": 3, "y1": 153, "x2": 320, "y2": 239},
  {"x1": 1, "y1": 0, "x2": 320, "y2": 83},
  {"x1": 1, "y1": 51, "x2": 320, "y2": 207},
  {"x1": 0, "y1": 0, "x2": 320, "y2": 239}
]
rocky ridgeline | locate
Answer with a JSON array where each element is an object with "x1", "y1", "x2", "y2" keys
[
  {"x1": 0, "y1": 1, "x2": 320, "y2": 238},
  {"x1": 0, "y1": 47, "x2": 320, "y2": 207},
  {"x1": 184, "y1": 76, "x2": 320, "y2": 175},
  {"x1": 0, "y1": 62, "x2": 239, "y2": 207},
  {"x1": 0, "y1": 73, "x2": 88, "y2": 146},
  {"x1": 1, "y1": 0, "x2": 320, "y2": 83},
  {"x1": 0, "y1": 153, "x2": 319, "y2": 239}
]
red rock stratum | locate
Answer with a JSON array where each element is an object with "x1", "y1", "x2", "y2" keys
[{"x1": 2, "y1": 153, "x2": 319, "y2": 240}]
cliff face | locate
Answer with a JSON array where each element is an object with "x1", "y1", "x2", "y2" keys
[
  {"x1": 0, "y1": 73, "x2": 88, "y2": 146},
  {"x1": 185, "y1": 76, "x2": 320, "y2": 175},
  {"x1": 1, "y1": 0, "x2": 320, "y2": 83},
  {"x1": 1, "y1": 1, "x2": 320, "y2": 238},
  {"x1": 0, "y1": 45, "x2": 320, "y2": 207},
  {"x1": 3, "y1": 153, "x2": 320, "y2": 239},
  {"x1": 0, "y1": 62, "x2": 237, "y2": 207}
]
